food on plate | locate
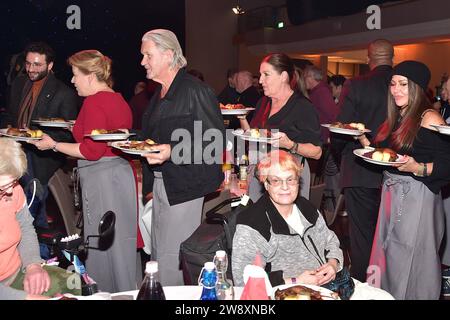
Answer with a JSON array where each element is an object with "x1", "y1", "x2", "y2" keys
[
  {"x1": 246, "y1": 128, "x2": 271, "y2": 138},
  {"x1": 90, "y1": 129, "x2": 127, "y2": 135},
  {"x1": 6, "y1": 127, "x2": 43, "y2": 138},
  {"x1": 220, "y1": 103, "x2": 246, "y2": 110},
  {"x1": 331, "y1": 122, "x2": 366, "y2": 131},
  {"x1": 27, "y1": 129, "x2": 44, "y2": 138},
  {"x1": 37, "y1": 117, "x2": 67, "y2": 122},
  {"x1": 365, "y1": 148, "x2": 398, "y2": 162},
  {"x1": 249, "y1": 128, "x2": 260, "y2": 138},
  {"x1": 58, "y1": 295, "x2": 78, "y2": 300},
  {"x1": 274, "y1": 285, "x2": 328, "y2": 300},
  {"x1": 119, "y1": 140, "x2": 159, "y2": 152}
]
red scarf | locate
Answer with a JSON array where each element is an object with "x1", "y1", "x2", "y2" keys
[{"x1": 250, "y1": 96, "x2": 270, "y2": 129}]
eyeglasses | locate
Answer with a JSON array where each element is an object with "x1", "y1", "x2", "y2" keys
[
  {"x1": 25, "y1": 61, "x2": 47, "y2": 68},
  {"x1": 0, "y1": 179, "x2": 19, "y2": 198},
  {"x1": 266, "y1": 176, "x2": 299, "y2": 187}
]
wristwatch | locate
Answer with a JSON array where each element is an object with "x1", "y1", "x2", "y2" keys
[
  {"x1": 52, "y1": 142, "x2": 58, "y2": 153},
  {"x1": 289, "y1": 142, "x2": 298, "y2": 154}
]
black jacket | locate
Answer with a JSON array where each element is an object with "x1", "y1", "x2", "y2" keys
[
  {"x1": 331, "y1": 65, "x2": 392, "y2": 188},
  {"x1": 1, "y1": 73, "x2": 80, "y2": 184},
  {"x1": 139, "y1": 69, "x2": 225, "y2": 205}
]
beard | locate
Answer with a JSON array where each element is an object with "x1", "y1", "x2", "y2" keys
[{"x1": 28, "y1": 68, "x2": 49, "y2": 82}]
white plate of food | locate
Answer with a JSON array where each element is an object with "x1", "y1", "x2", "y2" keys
[
  {"x1": 111, "y1": 140, "x2": 160, "y2": 155},
  {"x1": 84, "y1": 129, "x2": 135, "y2": 141},
  {"x1": 272, "y1": 284, "x2": 340, "y2": 300},
  {"x1": 353, "y1": 147, "x2": 407, "y2": 166},
  {"x1": 430, "y1": 124, "x2": 450, "y2": 136},
  {"x1": 221, "y1": 108, "x2": 255, "y2": 115},
  {"x1": 0, "y1": 128, "x2": 43, "y2": 141},
  {"x1": 232, "y1": 128, "x2": 280, "y2": 143},
  {"x1": 322, "y1": 123, "x2": 371, "y2": 136},
  {"x1": 32, "y1": 118, "x2": 74, "y2": 128}
]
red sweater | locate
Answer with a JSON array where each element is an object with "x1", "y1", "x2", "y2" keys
[{"x1": 73, "y1": 91, "x2": 132, "y2": 160}]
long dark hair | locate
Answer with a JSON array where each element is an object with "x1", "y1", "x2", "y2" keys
[{"x1": 375, "y1": 80, "x2": 430, "y2": 151}]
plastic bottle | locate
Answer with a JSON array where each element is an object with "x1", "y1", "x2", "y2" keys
[
  {"x1": 136, "y1": 261, "x2": 166, "y2": 300},
  {"x1": 199, "y1": 262, "x2": 218, "y2": 300},
  {"x1": 214, "y1": 250, "x2": 235, "y2": 300}
]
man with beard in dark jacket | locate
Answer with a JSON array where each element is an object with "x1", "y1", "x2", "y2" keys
[
  {"x1": 138, "y1": 29, "x2": 225, "y2": 286},
  {"x1": 331, "y1": 39, "x2": 393, "y2": 282},
  {"x1": 0, "y1": 42, "x2": 79, "y2": 236}
]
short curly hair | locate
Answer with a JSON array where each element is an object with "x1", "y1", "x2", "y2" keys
[
  {"x1": 256, "y1": 150, "x2": 302, "y2": 183},
  {"x1": 0, "y1": 138, "x2": 27, "y2": 179}
]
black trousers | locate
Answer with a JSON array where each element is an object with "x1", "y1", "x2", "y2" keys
[{"x1": 344, "y1": 187, "x2": 381, "y2": 282}]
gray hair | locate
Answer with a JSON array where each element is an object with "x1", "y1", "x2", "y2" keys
[
  {"x1": 0, "y1": 138, "x2": 27, "y2": 179},
  {"x1": 142, "y1": 29, "x2": 187, "y2": 69},
  {"x1": 304, "y1": 65, "x2": 323, "y2": 82}
]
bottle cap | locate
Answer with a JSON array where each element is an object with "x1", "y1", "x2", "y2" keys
[
  {"x1": 204, "y1": 262, "x2": 215, "y2": 271},
  {"x1": 215, "y1": 250, "x2": 226, "y2": 258},
  {"x1": 145, "y1": 261, "x2": 158, "y2": 273}
]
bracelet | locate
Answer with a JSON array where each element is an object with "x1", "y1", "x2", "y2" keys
[
  {"x1": 289, "y1": 142, "x2": 298, "y2": 154},
  {"x1": 52, "y1": 142, "x2": 58, "y2": 153},
  {"x1": 423, "y1": 163, "x2": 428, "y2": 177},
  {"x1": 414, "y1": 163, "x2": 424, "y2": 177}
]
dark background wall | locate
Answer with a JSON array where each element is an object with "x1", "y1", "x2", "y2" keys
[
  {"x1": 0, "y1": 0, "x2": 185, "y2": 107},
  {"x1": 286, "y1": 0, "x2": 397, "y2": 25}
]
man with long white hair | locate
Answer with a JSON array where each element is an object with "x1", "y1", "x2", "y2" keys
[{"x1": 138, "y1": 29, "x2": 225, "y2": 285}]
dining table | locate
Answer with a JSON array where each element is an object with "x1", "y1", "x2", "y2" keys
[{"x1": 68, "y1": 279, "x2": 394, "y2": 300}]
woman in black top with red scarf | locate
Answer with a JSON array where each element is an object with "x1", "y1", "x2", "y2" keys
[
  {"x1": 357, "y1": 61, "x2": 450, "y2": 299},
  {"x1": 238, "y1": 53, "x2": 322, "y2": 202}
]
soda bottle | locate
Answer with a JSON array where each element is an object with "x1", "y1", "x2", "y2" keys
[
  {"x1": 214, "y1": 250, "x2": 234, "y2": 300},
  {"x1": 199, "y1": 262, "x2": 218, "y2": 300},
  {"x1": 136, "y1": 261, "x2": 166, "y2": 300}
]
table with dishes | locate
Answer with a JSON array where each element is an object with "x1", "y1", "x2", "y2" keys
[{"x1": 62, "y1": 280, "x2": 393, "y2": 300}]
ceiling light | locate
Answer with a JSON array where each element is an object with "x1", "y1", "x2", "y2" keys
[{"x1": 232, "y1": 5, "x2": 245, "y2": 15}]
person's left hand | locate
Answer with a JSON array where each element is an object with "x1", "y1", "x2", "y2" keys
[
  {"x1": 270, "y1": 132, "x2": 293, "y2": 150},
  {"x1": 393, "y1": 155, "x2": 419, "y2": 174},
  {"x1": 23, "y1": 264, "x2": 51, "y2": 295},
  {"x1": 28, "y1": 134, "x2": 56, "y2": 151},
  {"x1": 315, "y1": 261, "x2": 338, "y2": 286},
  {"x1": 141, "y1": 143, "x2": 171, "y2": 165}
]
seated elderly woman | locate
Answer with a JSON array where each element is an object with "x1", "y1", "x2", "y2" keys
[
  {"x1": 0, "y1": 138, "x2": 80, "y2": 299},
  {"x1": 232, "y1": 150, "x2": 343, "y2": 287}
]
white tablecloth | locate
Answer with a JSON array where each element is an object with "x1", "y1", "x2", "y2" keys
[{"x1": 109, "y1": 281, "x2": 394, "y2": 300}]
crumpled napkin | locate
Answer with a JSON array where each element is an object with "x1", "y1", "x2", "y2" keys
[{"x1": 240, "y1": 254, "x2": 272, "y2": 300}]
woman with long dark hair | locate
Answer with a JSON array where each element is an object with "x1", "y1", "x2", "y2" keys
[{"x1": 357, "y1": 61, "x2": 450, "y2": 299}]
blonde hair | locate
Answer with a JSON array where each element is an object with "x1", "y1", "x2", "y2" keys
[
  {"x1": 0, "y1": 138, "x2": 27, "y2": 179},
  {"x1": 142, "y1": 29, "x2": 187, "y2": 69},
  {"x1": 256, "y1": 150, "x2": 302, "y2": 183},
  {"x1": 68, "y1": 50, "x2": 113, "y2": 87}
]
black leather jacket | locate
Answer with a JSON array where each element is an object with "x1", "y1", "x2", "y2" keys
[{"x1": 139, "y1": 69, "x2": 225, "y2": 205}]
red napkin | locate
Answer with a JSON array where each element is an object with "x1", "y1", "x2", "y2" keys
[
  {"x1": 240, "y1": 276, "x2": 269, "y2": 300},
  {"x1": 240, "y1": 253, "x2": 269, "y2": 300}
]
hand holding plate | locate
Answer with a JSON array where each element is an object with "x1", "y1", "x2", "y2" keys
[{"x1": 141, "y1": 143, "x2": 171, "y2": 164}]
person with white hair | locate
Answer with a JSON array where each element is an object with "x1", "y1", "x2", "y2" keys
[
  {"x1": 0, "y1": 138, "x2": 80, "y2": 299},
  {"x1": 138, "y1": 29, "x2": 225, "y2": 285}
]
